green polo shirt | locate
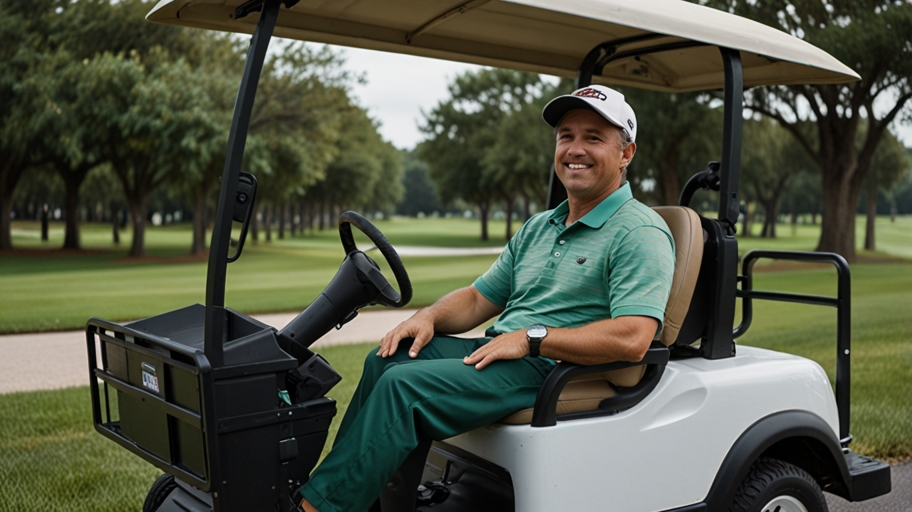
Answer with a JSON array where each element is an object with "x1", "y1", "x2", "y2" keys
[{"x1": 474, "y1": 183, "x2": 675, "y2": 336}]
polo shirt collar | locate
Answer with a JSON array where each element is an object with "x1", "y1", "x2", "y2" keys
[{"x1": 547, "y1": 182, "x2": 633, "y2": 228}]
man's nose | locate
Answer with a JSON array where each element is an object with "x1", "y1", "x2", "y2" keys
[{"x1": 566, "y1": 137, "x2": 586, "y2": 155}]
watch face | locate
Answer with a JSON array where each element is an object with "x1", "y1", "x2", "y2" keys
[{"x1": 528, "y1": 324, "x2": 547, "y2": 338}]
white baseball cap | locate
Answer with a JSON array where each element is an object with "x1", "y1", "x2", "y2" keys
[{"x1": 542, "y1": 85, "x2": 637, "y2": 143}]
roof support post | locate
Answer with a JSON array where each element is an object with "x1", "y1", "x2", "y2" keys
[
  {"x1": 204, "y1": 0, "x2": 283, "y2": 367},
  {"x1": 718, "y1": 47, "x2": 743, "y2": 234}
]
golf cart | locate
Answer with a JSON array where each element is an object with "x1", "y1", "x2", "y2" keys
[{"x1": 85, "y1": 0, "x2": 893, "y2": 510}]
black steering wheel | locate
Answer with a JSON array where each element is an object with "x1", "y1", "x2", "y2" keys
[{"x1": 339, "y1": 211, "x2": 412, "y2": 308}]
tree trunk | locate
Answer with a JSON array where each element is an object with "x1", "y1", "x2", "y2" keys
[
  {"x1": 816, "y1": 167, "x2": 863, "y2": 261},
  {"x1": 741, "y1": 202, "x2": 753, "y2": 237},
  {"x1": 864, "y1": 182, "x2": 877, "y2": 251},
  {"x1": 478, "y1": 202, "x2": 490, "y2": 241},
  {"x1": 111, "y1": 207, "x2": 120, "y2": 246},
  {"x1": 0, "y1": 197, "x2": 12, "y2": 250},
  {"x1": 250, "y1": 202, "x2": 259, "y2": 243},
  {"x1": 659, "y1": 158, "x2": 682, "y2": 206},
  {"x1": 59, "y1": 164, "x2": 93, "y2": 250},
  {"x1": 291, "y1": 202, "x2": 298, "y2": 237},
  {"x1": 0, "y1": 161, "x2": 26, "y2": 250},
  {"x1": 190, "y1": 193, "x2": 207, "y2": 255},
  {"x1": 522, "y1": 193, "x2": 531, "y2": 220},
  {"x1": 265, "y1": 203, "x2": 273, "y2": 242},
  {"x1": 128, "y1": 196, "x2": 148, "y2": 257},
  {"x1": 319, "y1": 200, "x2": 326, "y2": 231},
  {"x1": 278, "y1": 203, "x2": 286, "y2": 240}
]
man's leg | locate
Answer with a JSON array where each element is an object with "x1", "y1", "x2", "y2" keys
[
  {"x1": 300, "y1": 349, "x2": 553, "y2": 512},
  {"x1": 334, "y1": 336, "x2": 478, "y2": 446}
]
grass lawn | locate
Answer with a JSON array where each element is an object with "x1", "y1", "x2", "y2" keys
[
  {"x1": 0, "y1": 342, "x2": 371, "y2": 512},
  {"x1": 0, "y1": 215, "x2": 909, "y2": 509},
  {"x1": 1, "y1": 219, "x2": 504, "y2": 334}
]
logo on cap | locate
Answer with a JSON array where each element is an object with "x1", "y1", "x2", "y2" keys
[
  {"x1": 573, "y1": 88, "x2": 607, "y2": 101},
  {"x1": 627, "y1": 119, "x2": 634, "y2": 129}
]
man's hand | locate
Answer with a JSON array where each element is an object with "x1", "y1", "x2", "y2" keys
[
  {"x1": 377, "y1": 286, "x2": 504, "y2": 359},
  {"x1": 463, "y1": 330, "x2": 529, "y2": 370},
  {"x1": 377, "y1": 310, "x2": 435, "y2": 358}
]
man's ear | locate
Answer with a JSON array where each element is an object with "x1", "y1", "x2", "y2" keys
[{"x1": 621, "y1": 142, "x2": 637, "y2": 168}]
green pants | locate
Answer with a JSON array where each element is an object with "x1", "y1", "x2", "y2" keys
[{"x1": 299, "y1": 336, "x2": 554, "y2": 512}]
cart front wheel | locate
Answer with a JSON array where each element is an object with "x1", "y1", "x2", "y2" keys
[
  {"x1": 143, "y1": 473, "x2": 178, "y2": 512},
  {"x1": 729, "y1": 458, "x2": 828, "y2": 512}
]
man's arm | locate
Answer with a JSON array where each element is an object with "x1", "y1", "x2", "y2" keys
[
  {"x1": 462, "y1": 315, "x2": 657, "y2": 370},
  {"x1": 377, "y1": 285, "x2": 504, "y2": 358}
]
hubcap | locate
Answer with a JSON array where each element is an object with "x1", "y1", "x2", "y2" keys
[{"x1": 761, "y1": 495, "x2": 809, "y2": 512}]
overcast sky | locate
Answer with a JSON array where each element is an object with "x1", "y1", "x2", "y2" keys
[
  {"x1": 339, "y1": 47, "x2": 485, "y2": 151},
  {"x1": 336, "y1": 46, "x2": 911, "y2": 152}
]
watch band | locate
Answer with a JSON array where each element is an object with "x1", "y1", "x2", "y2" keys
[{"x1": 526, "y1": 324, "x2": 548, "y2": 358}]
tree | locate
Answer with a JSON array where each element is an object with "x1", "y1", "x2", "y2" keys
[
  {"x1": 484, "y1": 80, "x2": 565, "y2": 239},
  {"x1": 0, "y1": 0, "x2": 56, "y2": 250},
  {"x1": 396, "y1": 151, "x2": 444, "y2": 216},
  {"x1": 618, "y1": 88, "x2": 722, "y2": 206},
  {"x1": 862, "y1": 130, "x2": 909, "y2": 250},
  {"x1": 708, "y1": 0, "x2": 912, "y2": 260},
  {"x1": 420, "y1": 69, "x2": 544, "y2": 240},
  {"x1": 74, "y1": 50, "x2": 214, "y2": 257},
  {"x1": 740, "y1": 117, "x2": 817, "y2": 237}
]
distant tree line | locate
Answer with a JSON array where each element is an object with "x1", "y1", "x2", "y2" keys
[{"x1": 0, "y1": 0, "x2": 403, "y2": 256}]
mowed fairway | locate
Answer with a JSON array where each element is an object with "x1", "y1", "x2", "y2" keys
[
  {"x1": 0, "y1": 217, "x2": 502, "y2": 333},
  {"x1": 0, "y1": 215, "x2": 910, "y2": 510}
]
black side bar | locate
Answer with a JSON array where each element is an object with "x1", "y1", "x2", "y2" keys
[
  {"x1": 530, "y1": 344, "x2": 670, "y2": 427},
  {"x1": 204, "y1": 0, "x2": 286, "y2": 368},
  {"x1": 734, "y1": 250, "x2": 852, "y2": 445}
]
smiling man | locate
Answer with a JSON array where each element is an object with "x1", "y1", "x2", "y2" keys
[{"x1": 298, "y1": 85, "x2": 675, "y2": 512}]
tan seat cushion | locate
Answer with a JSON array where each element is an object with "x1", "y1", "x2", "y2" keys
[{"x1": 498, "y1": 206, "x2": 703, "y2": 425}]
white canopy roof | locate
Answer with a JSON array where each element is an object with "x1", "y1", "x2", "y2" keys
[{"x1": 148, "y1": 0, "x2": 859, "y2": 92}]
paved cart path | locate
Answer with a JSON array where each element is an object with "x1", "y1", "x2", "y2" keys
[
  {"x1": 0, "y1": 308, "x2": 488, "y2": 395},
  {"x1": 0, "y1": 312, "x2": 906, "y2": 509}
]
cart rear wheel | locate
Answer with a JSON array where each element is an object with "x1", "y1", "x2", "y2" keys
[
  {"x1": 143, "y1": 473, "x2": 178, "y2": 512},
  {"x1": 729, "y1": 458, "x2": 828, "y2": 512}
]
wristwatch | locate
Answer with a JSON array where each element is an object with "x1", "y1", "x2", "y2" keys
[{"x1": 526, "y1": 324, "x2": 548, "y2": 358}]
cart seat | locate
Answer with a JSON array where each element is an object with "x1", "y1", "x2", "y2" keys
[{"x1": 499, "y1": 206, "x2": 703, "y2": 424}]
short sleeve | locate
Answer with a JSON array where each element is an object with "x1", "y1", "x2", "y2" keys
[
  {"x1": 606, "y1": 226, "x2": 675, "y2": 332},
  {"x1": 473, "y1": 228, "x2": 524, "y2": 307}
]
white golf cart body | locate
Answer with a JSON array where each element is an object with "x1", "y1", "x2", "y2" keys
[
  {"x1": 449, "y1": 347, "x2": 837, "y2": 511},
  {"x1": 83, "y1": 1, "x2": 890, "y2": 510}
]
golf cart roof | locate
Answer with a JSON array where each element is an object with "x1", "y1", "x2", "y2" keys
[{"x1": 147, "y1": 0, "x2": 859, "y2": 92}]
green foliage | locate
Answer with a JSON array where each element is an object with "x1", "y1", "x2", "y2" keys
[
  {"x1": 396, "y1": 150, "x2": 445, "y2": 216},
  {"x1": 617, "y1": 88, "x2": 722, "y2": 206},
  {"x1": 419, "y1": 69, "x2": 548, "y2": 240},
  {"x1": 0, "y1": 1, "x2": 400, "y2": 255},
  {"x1": 740, "y1": 117, "x2": 817, "y2": 237}
]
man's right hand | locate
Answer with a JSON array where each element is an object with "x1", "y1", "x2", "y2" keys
[
  {"x1": 377, "y1": 286, "x2": 503, "y2": 359},
  {"x1": 377, "y1": 310, "x2": 436, "y2": 359}
]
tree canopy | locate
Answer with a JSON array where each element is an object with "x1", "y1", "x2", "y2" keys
[
  {"x1": 705, "y1": 0, "x2": 912, "y2": 260},
  {"x1": 0, "y1": 0, "x2": 402, "y2": 255}
]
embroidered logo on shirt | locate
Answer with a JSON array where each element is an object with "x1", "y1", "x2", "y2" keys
[{"x1": 576, "y1": 256, "x2": 587, "y2": 264}]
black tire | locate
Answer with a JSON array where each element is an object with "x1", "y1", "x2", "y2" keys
[
  {"x1": 143, "y1": 473, "x2": 178, "y2": 512},
  {"x1": 729, "y1": 458, "x2": 828, "y2": 512}
]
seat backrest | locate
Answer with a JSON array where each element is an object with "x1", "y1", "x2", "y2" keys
[
  {"x1": 652, "y1": 206, "x2": 703, "y2": 346},
  {"x1": 595, "y1": 205, "x2": 703, "y2": 386}
]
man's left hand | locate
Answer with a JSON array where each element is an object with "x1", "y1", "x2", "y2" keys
[{"x1": 463, "y1": 330, "x2": 530, "y2": 370}]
